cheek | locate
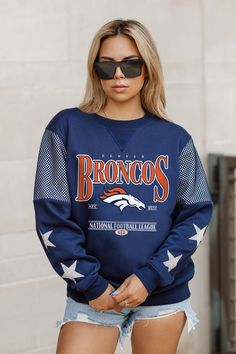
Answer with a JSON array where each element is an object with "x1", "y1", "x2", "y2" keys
[
  {"x1": 132, "y1": 77, "x2": 145, "y2": 91},
  {"x1": 132, "y1": 69, "x2": 146, "y2": 89},
  {"x1": 100, "y1": 81, "x2": 110, "y2": 93}
]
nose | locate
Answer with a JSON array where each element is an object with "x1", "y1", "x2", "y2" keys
[{"x1": 114, "y1": 65, "x2": 125, "y2": 78}]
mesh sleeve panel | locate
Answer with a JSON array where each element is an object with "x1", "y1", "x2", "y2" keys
[
  {"x1": 176, "y1": 138, "x2": 211, "y2": 205},
  {"x1": 33, "y1": 129, "x2": 70, "y2": 202}
]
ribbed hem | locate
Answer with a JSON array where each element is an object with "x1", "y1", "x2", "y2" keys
[{"x1": 141, "y1": 282, "x2": 191, "y2": 305}]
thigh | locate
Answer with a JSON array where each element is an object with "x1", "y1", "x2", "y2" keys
[
  {"x1": 131, "y1": 310, "x2": 186, "y2": 354},
  {"x1": 56, "y1": 321, "x2": 120, "y2": 354}
]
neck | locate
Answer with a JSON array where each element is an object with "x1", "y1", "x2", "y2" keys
[{"x1": 102, "y1": 98, "x2": 145, "y2": 120}]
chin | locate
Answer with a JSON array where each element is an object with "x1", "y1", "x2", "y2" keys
[{"x1": 109, "y1": 91, "x2": 141, "y2": 101}]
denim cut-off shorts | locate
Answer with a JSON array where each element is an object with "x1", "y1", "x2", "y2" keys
[{"x1": 56, "y1": 296, "x2": 199, "y2": 351}]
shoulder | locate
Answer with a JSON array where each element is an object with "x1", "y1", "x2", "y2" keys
[
  {"x1": 46, "y1": 107, "x2": 81, "y2": 136},
  {"x1": 150, "y1": 114, "x2": 192, "y2": 147},
  {"x1": 44, "y1": 107, "x2": 90, "y2": 145}
]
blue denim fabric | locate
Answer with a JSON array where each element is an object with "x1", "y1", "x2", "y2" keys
[{"x1": 56, "y1": 296, "x2": 199, "y2": 351}]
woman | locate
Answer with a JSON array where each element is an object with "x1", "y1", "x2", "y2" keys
[{"x1": 33, "y1": 19, "x2": 213, "y2": 354}]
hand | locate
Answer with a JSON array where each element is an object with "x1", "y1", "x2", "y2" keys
[
  {"x1": 111, "y1": 274, "x2": 149, "y2": 307},
  {"x1": 88, "y1": 283, "x2": 123, "y2": 313}
]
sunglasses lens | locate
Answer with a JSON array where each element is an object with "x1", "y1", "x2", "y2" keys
[
  {"x1": 121, "y1": 60, "x2": 143, "y2": 78},
  {"x1": 94, "y1": 62, "x2": 115, "y2": 80},
  {"x1": 94, "y1": 59, "x2": 144, "y2": 80}
]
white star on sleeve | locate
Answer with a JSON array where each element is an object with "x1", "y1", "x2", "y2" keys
[
  {"x1": 61, "y1": 260, "x2": 85, "y2": 284},
  {"x1": 39, "y1": 230, "x2": 56, "y2": 249},
  {"x1": 163, "y1": 250, "x2": 183, "y2": 272},
  {"x1": 189, "y1": 224, "x2": 208, "y2": 246}
]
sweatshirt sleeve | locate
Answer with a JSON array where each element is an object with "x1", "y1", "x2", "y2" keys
[
  {"x1": 134, "y1": 135, "x2": 214, "y2": 294},
  {"x1": 33, "y1": 125, "x2": 109, "y2": 301}
]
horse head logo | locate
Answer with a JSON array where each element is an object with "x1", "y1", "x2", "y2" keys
[{"x1": 99, "y1": 187, "x2": 146, "y2": 213}]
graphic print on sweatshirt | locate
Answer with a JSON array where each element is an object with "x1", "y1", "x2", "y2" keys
[
  {"x1": 99, "y1": 186, "x2": 146, "y2": 212},
  {"x1": 75, "y1": 153, "x2": 169, "y2": 203},
  {"x1": 74, "y1": 152, "x2": 171, "y2": 237}
]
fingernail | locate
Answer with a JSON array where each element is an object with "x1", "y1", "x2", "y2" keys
[{"x1": 111, "y1": 290, "x2": 119, "y2": 295}]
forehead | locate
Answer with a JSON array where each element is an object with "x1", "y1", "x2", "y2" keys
[{"x1": 98, "y1": 35, "x2": 140, "y2": 60}]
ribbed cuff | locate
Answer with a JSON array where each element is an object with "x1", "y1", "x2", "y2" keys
[
  {"x1": 134, "y1": 260, "x2": 174, "y2": 294},
  {"x1": 83, "y1": 274, "x2": 109, "y2": 301}
]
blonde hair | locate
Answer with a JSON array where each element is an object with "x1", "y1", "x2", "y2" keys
[{"x1": 78, "y1": 18, "x2": 171, "y2": 121}]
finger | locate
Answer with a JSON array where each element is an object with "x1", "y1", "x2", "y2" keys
[
  {"x1": 112, "y1": 289, "x2": 131, "y2": 305},
  {"x1": 111, "y1": 280, "x2": 129, "y2": 299},
  {"x1": 113, "y1": 304, "x2": 123, "y2": 312},
  {"x1": 113, "y1": 280, "x2": 128, "y2": 295}
]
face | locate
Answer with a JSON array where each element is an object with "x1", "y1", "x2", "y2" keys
[{"x1": 96, "y1": 34, "x2": 147, "y2": 104}]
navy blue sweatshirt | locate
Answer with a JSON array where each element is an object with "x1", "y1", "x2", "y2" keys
[{"x1": 33, "y1": 107, "x2": 214, "y2": 306}]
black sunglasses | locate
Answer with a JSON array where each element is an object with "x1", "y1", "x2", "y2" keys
[{"x1": 93, "y1": 58, "x2": 145, "y2": 80}]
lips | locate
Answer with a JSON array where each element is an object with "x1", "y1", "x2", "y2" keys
[{"x1": 112, "y1": 85, "x2": 128, "y2": 88}]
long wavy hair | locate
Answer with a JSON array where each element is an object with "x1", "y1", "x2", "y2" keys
[{"x1": 78, "y1": 18, "x2": 171, "y2": 121}]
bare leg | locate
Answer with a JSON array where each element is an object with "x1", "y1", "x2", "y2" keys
[
  {"x1": 56, "y1": 321, "x2": 120, "y2": 354},
  {"x1": 131, "y1": 310, "x2": 187, "y2": 354}
]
